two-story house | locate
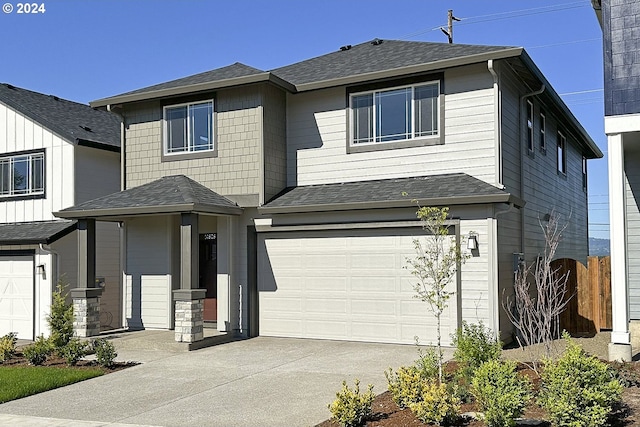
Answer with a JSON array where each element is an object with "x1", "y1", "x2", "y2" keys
[
  {"x1": 0, "y1": 84, "x2": 122, "y2": 340},
  {"x1": 593, "y1": 0, "x2": 639, "y2": 361},
  {"x1": 57, "y1": 40, "x2": 601, "y2": 346}
]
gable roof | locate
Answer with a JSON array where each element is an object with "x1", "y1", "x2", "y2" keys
[
  {"x1": 55, "y1": 175, "x2": 242, "y2": 219},
  {"x1": 0, "y1": 83, "x2": 121, "y2": 150},
  {"x1": 0, "y1": 220, "x2": 76, "y2": 245},
  {"x1": 90, "y1": 40, "x2": 522, "y2": 107},
  {"x1": 260, "y1": 173, "x2": 524, "y2": 214}
]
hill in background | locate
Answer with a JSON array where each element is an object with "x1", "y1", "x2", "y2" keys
[{"x1": 589, "y1": 237, "x2": 610, "y2": 257}]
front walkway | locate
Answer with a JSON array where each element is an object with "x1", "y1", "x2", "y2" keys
[{"x1": 0, "y1": 337, "x2": 441, "y2": 427}]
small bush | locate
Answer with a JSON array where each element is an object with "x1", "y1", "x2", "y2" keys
[
  {"x1": 386, "y1": 365, "x2": 427, "y2": 409},
  {"x1": 47, "y1": 281, "x2": 74, "y2": 349},
  {"x1": 23, "y1": 335, "x2": 52, "y2": 366},
  {"x1": 0, "y1": 332, "x2": 18, "y2": 362},
  {"x1": 538, "y1": 334, "x2": 623, "y2": 427},
  {"x1": 59, "y1": 338, "x2": 88, "y2": 366},
  {"x1": 610, "y1": 360, "x2": 640, "y2": 388},
  {"x1": 471, "y1": 359, "x2": 531, "y2": 427},
  {"x1": 328, "y1": 379, "x2": 375, "y2": 427},
  {"x1": 415, "y1": 346, "x2": 440, "y2": 380},
  {"x1": 409, "y1": 381, "x2": 460, "y2": 426},
  {"x1": 452, "y1": 321, "x2": 502, "y2": 379},
  {"x1": 92, "y1": 338, "x2": 117, "y2": 368}
]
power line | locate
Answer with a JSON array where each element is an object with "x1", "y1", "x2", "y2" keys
[
  {"x1": 527, "y1": 38, "x2": 600, "y2": 50},
  {"x1": 559, "y1": 89, "x2": 604, "y2": 96}
]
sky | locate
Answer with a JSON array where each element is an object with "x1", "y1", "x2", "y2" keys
[{"x1": 0, "y1": 0, "x2": 609, "y2": 238}]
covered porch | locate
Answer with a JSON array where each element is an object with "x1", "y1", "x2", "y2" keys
[{"x1": 55, "y1": 175, "x2": 243, "y2": 343}]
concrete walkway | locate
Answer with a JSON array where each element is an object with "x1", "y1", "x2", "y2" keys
[{"x1": 0, "y1": 336, "x2": 439, "y2": 427}]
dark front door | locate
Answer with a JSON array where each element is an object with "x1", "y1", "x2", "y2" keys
[{"x1": 199, "y1": 234, "x2": 217, "y2": 322}]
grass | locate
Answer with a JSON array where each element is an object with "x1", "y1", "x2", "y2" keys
[{"x1": 0, "y1": 366, "x2": 104, "y2": 403}]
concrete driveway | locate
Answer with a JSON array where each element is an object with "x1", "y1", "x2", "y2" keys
[{"x1": 0, "y1": 337, "x2": 437, "y2": 427}]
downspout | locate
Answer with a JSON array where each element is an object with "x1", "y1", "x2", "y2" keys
[
  {"x1": 487, "y1": 60, "x2": 503, "y2": 187},
  {"x1": 38, "y1": 243, "x2": 59, "y2": 337},
  {"x1": 519, "y1": 84, "x2": 545, "y2": 255}
]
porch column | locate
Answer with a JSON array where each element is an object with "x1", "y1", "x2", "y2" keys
[
  {"x1": 173, "y1": 213, "x2": 204, "y2": 342},
  {"x1": 608, "y1": 133, "x2": 632, "y2": 361},
  {"x1": 72, "y1": 219, "x2": 102, "y2": 338}
]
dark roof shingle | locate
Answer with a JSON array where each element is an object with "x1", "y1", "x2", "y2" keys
[
  {"x1": 0, "y1": 83, "x2": 120, "y2": 148},
  {"x1": 262, "y1": 173, "x2": 522, "y2": 213},
  {"x1": 57, "y1": 175, "x2": 241, "y2": 218},
  {"x1": 0, "y1": 220, "x2": 76, "y2": 245}
]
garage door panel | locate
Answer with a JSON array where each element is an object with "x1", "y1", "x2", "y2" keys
[
  {"x1": 0, "y1": 256, "x2": 34, "y2": 340},
  {"x1": 258, "y1": 229, "x2": 457, "y2": 345}
]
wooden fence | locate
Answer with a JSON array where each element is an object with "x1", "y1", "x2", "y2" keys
[{"x1": 554, "y1": 256, "x2": 612, "y2": 336}]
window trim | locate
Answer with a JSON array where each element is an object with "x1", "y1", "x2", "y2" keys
[
  {"x1": 526, "y1": 100, "x2": 534, "y2": 153},
  {"x1": 162, "y1": 99, "x2": 216, "y2": 160},
  {"x1": 539, "y1": 111, "x2": 546, "y2": 153},
  {"x1": 582, "y1": 155, "x2": 588, "y2": 191},
  {"x1": 557, "y1": 131, "x2": 567, "y2": 175},
  {"x1": 0, "y1": 149, "x2": 46, "y2": 201},
  {"x1": 347, "y1": 78, "x2": 443, "y2": 154}
]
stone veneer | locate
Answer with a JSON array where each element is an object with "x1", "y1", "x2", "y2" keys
[
  {"x1": 173, "y1": 289, "x2": 206, "y2": 342},
  {"x1": 71, "y1": 288, "x2": 102, "y2": 338}
]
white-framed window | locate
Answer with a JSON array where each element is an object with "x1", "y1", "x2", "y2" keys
[
  {"x1": 526, "y1": 100, "x2": 534, "y2": 152},
  {"x1": 557, "y1": 131, "x2": 567, "y2": 174},
  {"x1": 350, "y1": 81, "x2": 439, "y2": 145},
  {"x1": 0, "y1": 152, "x2": 44, "y2": 198},
  {"x1": 163, "y1": 100, "x2": 214, "y2": 154},
  {"x1": 539, "y1": 112, "x2": 546, "y2": 152},
  {"x1": 582, "y1": 155, "x2": 587, "y2": 190}
]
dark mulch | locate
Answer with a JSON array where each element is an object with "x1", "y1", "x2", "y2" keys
[{"x1": 316, "y1": 360, "x2": 640, "y2": 427}]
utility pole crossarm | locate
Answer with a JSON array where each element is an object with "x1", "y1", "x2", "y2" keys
[{"x1": 440, "y1": 9, "x2": 461, "y2": 44}]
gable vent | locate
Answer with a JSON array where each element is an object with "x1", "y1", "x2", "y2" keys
[
  {"x1": 339, "y1": 45, "x2": 352, "y2": 51},
  {"x1": 371, "y1": 38, "x2": 383, "y2": 46},
  {"x1": 79, "y1": 125, "x2": 92, "y2": 132}
]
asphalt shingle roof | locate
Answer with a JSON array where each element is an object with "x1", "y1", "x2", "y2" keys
[
  {"x1": 0, "y1": 220, "x2": 76, "y2": 245},
  {"x1": 57, "y1": 175, "x2": 241, "y2": 217},
  {"x1": 0, "y1": 83, "x2": 121, "y2": 148},
  {"x1": 262, "y1": 173, "x2": 520, "y2": 212},
  {"x1": 271, "y1": 39, "x2": 518, "y2": 86},
  {"x1": 114, "y1": 63, "x2": 266, "y2": 97}
]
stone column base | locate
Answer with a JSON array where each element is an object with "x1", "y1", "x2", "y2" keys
[
  {"x1": 71, "y1": 288, "x2": 102, "y2": 338},
  {"x1": 608, "y1": 342, "x2": 633, "y2": 362},
  {"x1": 173, "y1": 289, "x2": 206, "y2": 343}
]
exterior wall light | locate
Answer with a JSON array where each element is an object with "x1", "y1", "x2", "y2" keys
[
  {"x1": 467, "y1": 233, "x2": 478, "y2": 250},
  {"x1": 37, "y1": 264, "x2": 46, "y2": 279}
]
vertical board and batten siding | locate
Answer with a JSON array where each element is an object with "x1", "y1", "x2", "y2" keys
[
  {"x1": 124, "y1": 216, "x2": 172, "y2": 329},
  {"x1": 285, "y1": 63, "x2": 498, "y2": 187},
  {"x1": 123, "y1": 85, "x2": 267, "y2": 205},
  {"x1": 0, "y1": 102, "x2": 75, "y2": 222},
  {"x1": 624, "y1": 147, "x2": 640, "y2": 319},
  {"x1": 498, "y1": 63, "x2": 588, "y2": 266},
  {"x1": 459, "y1": 219, "x2": 492, "y2": 326}
]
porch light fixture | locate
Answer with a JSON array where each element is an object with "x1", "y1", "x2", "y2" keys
[
  {"x1": 467, "y1": 234, "x2": 478, "y2": 251},
  {"x1": 37, "y1": 264, "x2": 46, "y2": 279}
]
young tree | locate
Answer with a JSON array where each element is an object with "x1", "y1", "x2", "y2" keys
[
  {"x1": 406, "y1": 205, "x2": 468, "y2": 382},
  {"x1": 503, "y1": 212, "x2": 572, "y2": 360}
]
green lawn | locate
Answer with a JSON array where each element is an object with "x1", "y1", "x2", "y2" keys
[{"x1": 0, "y1": 366, "x2": 104, "y2": 403}]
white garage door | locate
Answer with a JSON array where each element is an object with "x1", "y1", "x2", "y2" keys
[
  {"x1": 0, "y1": 256, "x2": 34, "y2": 340},
  {"x1": 258, "y1": 228, "x2": 458, "y2": 345}
]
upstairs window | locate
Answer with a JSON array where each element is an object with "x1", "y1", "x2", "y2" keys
[
  {"x1": 350, "y1": 82, "x2": 439, "y2": 145},
  {"x1": 582, "y1": 155, "x2": 587, "y2": 190},
  {"x1": 164, "y1": 100, "x2": 214, "y2": 155},
  {"x1": 526, "y1": 100, "x2": 534, "y2": 152},
  {"x1": 557, "y1": 131, "x2": 567, "y2": 174},
  {"x1": 0, "y1": 152, "x2": 44, "y2": 198},
  {"x1": 539, "y1": 112, "x2": 546, "y2": 152}
]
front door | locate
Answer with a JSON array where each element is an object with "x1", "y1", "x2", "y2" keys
[{"x1": 199, "y1": 234, "x2": 217, "y2": 322}]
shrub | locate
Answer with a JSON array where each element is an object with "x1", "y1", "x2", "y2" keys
[
  {"x1": 538, "y1": 334, "x2": 623, "y2": 427},
  {"x1": 328, "y1": 379, "x2": 375, "y2": 427},
  {"x1": 47, "y1": 281, "x2": 74, "y2": 349},
  {"x1": 409, "y1": 381, "x2": 460, "y2": 426},
  {"x1": 415, "y1": 346, "x2": 440, "y2": 380},
  {"x1": 471, "y1": 359, "x2": 531, "y2": 427},
  {"x1": 92, "y1": 338, "x2": 117, "y2": 368},
  {"x1": 23, "y1": 335, "x2": 52, "y2": 366},
  {"x1": 0, "y1": 332, "x2": 18, "y2": 362},
  {"x1": 452, "y1": 321, "x2": 502, "y2": 379},
  {"x1": 59, "y1": 338, "x2": 88, "y2": 366},
  {"x1": 610, "y1": 360, "x2": 640, "y2": 388},
  {"x1": 386, "y1": 365, "x2": 427, "y2": 409}
]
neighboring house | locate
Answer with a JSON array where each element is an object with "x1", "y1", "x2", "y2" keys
[
  {"x1": 0, "y1": 84, "x2": 121, "y2": 340},
  {"x1": 56, "y1": 39, "x2": 602, "y2": 346},
  {"x1": 593, "y1": 0, "x2": 639, "y2": 361}
]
